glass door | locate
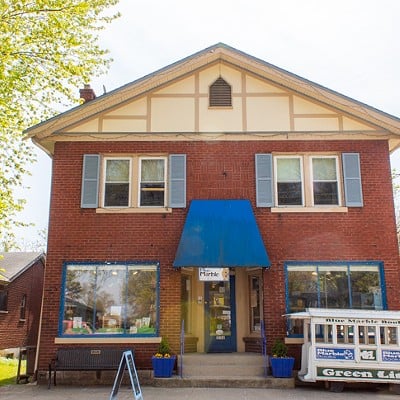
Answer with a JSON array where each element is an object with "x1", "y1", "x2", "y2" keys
[{"x1": 204, "y1": 275, "x2": 236, "y2": 352}]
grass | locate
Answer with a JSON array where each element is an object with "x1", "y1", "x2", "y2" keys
[{"x1": 0, "y1": 357, "x2": 26, "y2": 386}]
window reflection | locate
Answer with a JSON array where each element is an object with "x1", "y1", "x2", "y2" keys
[
  {"x1": 62, "y1": 263, "x2": 158, "y2": 336},
  {"x1": 286, "y1": 262, "x2": 384, "y2": 336}
]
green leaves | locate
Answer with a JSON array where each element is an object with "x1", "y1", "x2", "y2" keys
[{"x1": 0, "y1": 0, "x2": 120, "y2": 249}]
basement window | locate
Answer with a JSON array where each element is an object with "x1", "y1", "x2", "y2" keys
[{"x1": 209, "y1": 77, "x2": 232, "y2": 107}]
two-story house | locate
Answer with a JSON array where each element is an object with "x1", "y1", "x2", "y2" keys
[{"x1": 26, "y1": 44, "x2": 400, "y2": 382}]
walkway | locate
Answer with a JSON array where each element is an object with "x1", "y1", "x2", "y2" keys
[{"x1": 0, "y1": 383, "x2": 399, "y2": 400}]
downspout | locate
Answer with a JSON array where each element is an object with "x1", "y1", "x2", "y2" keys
[{"x1": 33, "y1": 260, "x2": 46, "y2": 381}]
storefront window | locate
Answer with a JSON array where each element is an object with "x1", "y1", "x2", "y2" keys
[
  {"x1": 60, "y1": 262, "x2": 158, "y2": 336},
  {"x1": 285, "y1": 262, "x2": 385, "y2": 336}
]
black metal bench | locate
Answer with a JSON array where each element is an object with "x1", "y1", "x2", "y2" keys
[{"x1": 48, "y1": 347, "x2": 131, "y2": 388}]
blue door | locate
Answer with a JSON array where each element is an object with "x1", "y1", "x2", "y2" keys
[{"x1": 204, "y1": 275, "x2": 237, "y2": 352}]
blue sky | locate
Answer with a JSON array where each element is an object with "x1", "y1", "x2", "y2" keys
[{"x1": 15, "y1": 0, "x2": 400, "y2": 247}]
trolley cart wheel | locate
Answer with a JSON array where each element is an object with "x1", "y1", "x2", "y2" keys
[{"x1": 329, "y1": 381, "x2": 344, "y2": 393}]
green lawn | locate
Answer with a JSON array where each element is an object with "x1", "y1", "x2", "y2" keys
[{"x1": 0, "y1": 357, "x2": 25, "y2": 386}]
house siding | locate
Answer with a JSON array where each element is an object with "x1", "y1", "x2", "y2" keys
[{"x1": 37, "y1": 138, "x2": 400, "y2": 374}]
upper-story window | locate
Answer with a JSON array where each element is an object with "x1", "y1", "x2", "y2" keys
[
  {"x1": 256, "y1": 152, "x2": 360, "y2": 210},
  {"x1": 275, "y1": 156, "x2": 340, "y2": 207},
  {"x1": 275, "y1": 156, "x2": 303, "y2": 206},
  {"x1": 209, "y1": 77, "x2": 232, "y2": 107},
  {"x1": 139, "y1": 158, "x2": 166, "y2": 207},
  {"x1": 81, "y1": 154, "x2": 186, "y2": 210},
  {"x1": 274, "y1": 155, "x2": 341, "y2": 207},
  {"x1": 102, "y1": 156, "x2": 167, "y2": 208},
  {"x1": 104, "y1": 158, "x2": 131, "y2": 207},
  {"x1": 311, "y1": 156, "x2": 339, "y2": 205}
]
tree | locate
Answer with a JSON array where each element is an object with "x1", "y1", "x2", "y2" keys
[{"x1": 0, "y1": 0, "x2": 120, "y2": 249}]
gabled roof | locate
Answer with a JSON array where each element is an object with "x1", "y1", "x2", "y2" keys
[
  {"x1": 25, "y1": 43, "x2": 400, "y2": 152},
  {"x1": 0, "y1": 252, "x2": 45, "y2": 283}
]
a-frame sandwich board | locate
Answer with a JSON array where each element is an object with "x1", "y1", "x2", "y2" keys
[{"x1": 110, "y1": 350, "x2": 143, "y2": 400}]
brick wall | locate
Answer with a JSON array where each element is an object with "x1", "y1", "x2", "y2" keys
[
  {"x1": 0, "y1": 259, "x2": 44, "y2": 351},
  {"x1": 38, "y1": 139, "x2": 400, "y2": 372}
]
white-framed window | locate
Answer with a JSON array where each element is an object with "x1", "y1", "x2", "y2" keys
[
  {"x1": 60, "y1": 262, "x2": 159, "y2": 337},
  {"x1": 82, "y1": 154, "x2": 186, "y2": 210},
  {"x1": 139, "y1": 157, "x2": 166, "y2": 207},
  {"x1": 273, "y1": 154, "x2": 342, "y2": 208},
  {"x1": 311, "y1": 156, "x2": 340, "y2": 206},
  {"x1": 101, "y1": 156, "x2": 166, "y2": 208},
  {"x1": 103, "y1": 158, "x2": 131, "y2": 207},
  {"x1": 256, "y1": 152, "x2": 362, "y2": 209},
  {"x1": 275, "y1": 156, "x2": 304, "y2": 206}
]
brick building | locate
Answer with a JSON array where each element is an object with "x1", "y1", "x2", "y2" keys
[
  {"x1": 26, "y1": 44, "x2": 400, "y2": 381},
  {"x1": 0, "y1": 252, "x2": 45, "y2": 354}
]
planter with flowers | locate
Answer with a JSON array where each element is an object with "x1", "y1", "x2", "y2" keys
[
  {"x1": 270, "y1": 339, "x2": 295, "y2": 378},
  {"x1": 152, "y1": 338, "x2": 176, "y2": 378}
]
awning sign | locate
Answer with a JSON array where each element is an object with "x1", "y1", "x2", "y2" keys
[{"x1": 199, "y1": 268, "x2": 229, "y2": 281}]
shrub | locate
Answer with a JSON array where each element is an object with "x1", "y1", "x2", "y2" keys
[
  {"x1": 154, "y1": 338, "x2": 172, "y2": 358},
  {"x1": 271, "y1": 339, "x2": 288, "y2": 358}
]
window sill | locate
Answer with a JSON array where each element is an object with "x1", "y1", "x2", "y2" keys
[
  {"x1": 0, "y1": 310, "x2": 8, "y2": 314},
  {"x1": 96, "y1": 207, "x2": 172, "y2": 214},
  {"x1": 271, "y1": 206, "x2": 348, "y2": 213},
  {"x1": 243, "y1": 332, "x2": 262, "y2": 338},
  {"x1": 285, "y1": 337, "x2": 304, "y2": 345},
  {"x1": 55, "y1": 336, "x2": 162, "y2": 345},
  {"x1": 19, "y1": 319, "x2": 26, "y2": 322},
  {"x1": 208, "y1": 106, "x2": 233, "y2": 110}
]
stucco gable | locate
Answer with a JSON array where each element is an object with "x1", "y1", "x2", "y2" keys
[
  {"x1": 25, "y1": 43, "x2": 400, "y2": 153},
  {"x1": 55, "y1": 63, "x2": 378, "y2": 138}
]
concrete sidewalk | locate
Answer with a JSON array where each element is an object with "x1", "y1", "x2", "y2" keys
[{"x1": 0, "y1": 384, "x2": 399, "y2": 400}]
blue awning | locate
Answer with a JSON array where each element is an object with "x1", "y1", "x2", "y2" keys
[{"x1": 173, "y1": 200, "x2": 270, "y2": 268}]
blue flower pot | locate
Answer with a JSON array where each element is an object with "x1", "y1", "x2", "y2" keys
[
  {"x1": 152, "y1": 355, "x2": 176, "y2": 378},
  {"x1": 270, "y1": 357, "x2": 294, "y2": 378}
]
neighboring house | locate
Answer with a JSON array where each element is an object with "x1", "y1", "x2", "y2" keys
[
  {"x1": 0, "y1": 252, "x2": 45, "y2": 354},
  {"x1": 26, "y1": 44, "x2": 400, "y2": 382}
]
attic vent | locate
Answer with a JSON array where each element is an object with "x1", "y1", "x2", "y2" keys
[{"x1": 209, "y1": 77, "x2": 232, "y2": 107}]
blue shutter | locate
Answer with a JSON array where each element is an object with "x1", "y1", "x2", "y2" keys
[
  {"x1": 169, "y1": 154, "x2": 186, "y2": 208},
  {"x1": 342, "y1": 153, "x2": 363, "y2": 207},
  {"x1": 81, "y1": 154, "x2": 100, "y2": 208},
  {"x1": 255, "y1": 154, "x2": 274, "y2": 207}
]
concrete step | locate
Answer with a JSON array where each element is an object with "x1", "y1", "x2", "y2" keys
[
  {"x1": 153, "y1": 376, "x2": 294, "y2": 389},
  {"x1": 179, "y1": 353, "x2": 266, "y2": 378},
  {"x1": 137, "y1": 354, "x2": 295, "y2": 389},
  {"x1": 138, "y1": 371, "x2": 295, "y2": 389}
]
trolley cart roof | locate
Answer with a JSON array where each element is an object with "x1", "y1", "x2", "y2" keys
[{"x1": 286, "y1": 308, "x2": 400, "y2": 321}]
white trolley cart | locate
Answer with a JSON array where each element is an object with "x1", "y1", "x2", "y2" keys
[{"x1": 287, "y1": 308, "x2": 400, "y2": 392}]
